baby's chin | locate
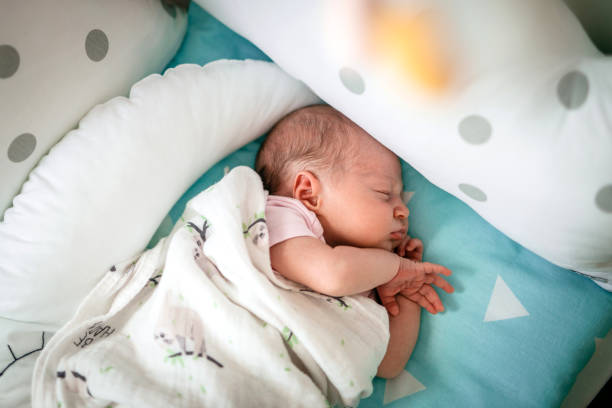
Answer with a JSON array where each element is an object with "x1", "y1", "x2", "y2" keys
[{"x1": 380, "y1": 240, "x2": 397, "y2": 252}]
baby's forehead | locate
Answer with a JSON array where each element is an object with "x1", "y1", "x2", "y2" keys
[
  {"x1": 354, "y1": 156, "x2": 404, "y2": 188},
  {"x1": 350, "y1": 134, "x2": 401, "y2": 168},
  {"x1": 361, "y1": 168, "x2": 403, "y2": 184}
]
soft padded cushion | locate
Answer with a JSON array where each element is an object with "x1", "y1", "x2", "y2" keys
[
  {"x1": 0, "y1": 0, "x2": 187, "y2": 215},
  {"x1": 146, "y1": 4, "x2": 271, "y2": 248},
  {"x1": 196, "y1": 0, "x2": 612, "y2": 287},
  {"x1": 0, "y1": 60, "x2": 319, "y2": 326}
]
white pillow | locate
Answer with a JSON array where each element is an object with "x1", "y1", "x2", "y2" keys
[
  {"x1": 0, "y1": 0, "x2": 187, "y2": 215},
  {"x1": 0, "y1": 60, "x2": 319, "y2": 326},
  {"x1": 196, "y1": 0, "x2": 612, "y2": 287}
]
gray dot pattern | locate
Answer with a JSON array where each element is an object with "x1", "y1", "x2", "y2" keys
[
  {"x1": 7, "y1": 133, "x2": 36, "y2": 163},
  {"x1": 0, "y1": 44, "x2": 20, "y2": 78},
  {"x1": 339, "y1": 67, "x2": 365, "y2": 95},
  {"x1": 459, "y1": 115, "x2": 492, "y2": 144},
  {"x1": 3, "y1": 28, "x2": 607, "y2": 220},
  {"x1": 595, "y1": 185, "x2": 612, "y2": 213},
  {"x1": 459, "y1": 183, "x2": 487, "y2": 202},
  {"x1": 557, "y1": 71, "x2": 589, "y2": 110},
  {"x1": 85, "y1": 29, "x2": 109, "y2": 62}
]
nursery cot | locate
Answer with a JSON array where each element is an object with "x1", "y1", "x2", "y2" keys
[{"x1": 0, "y1": 0, "x2": 610, "y2": 406}]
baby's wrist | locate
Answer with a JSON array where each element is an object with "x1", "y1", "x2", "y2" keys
[
  {"x1": 396, "y1": 254, "x2": 409, "y2": 268},
  {"x1": 392, "y1": 253, "x2": 404, "y2": 278}
]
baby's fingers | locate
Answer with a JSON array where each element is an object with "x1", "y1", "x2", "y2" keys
[
  {"x1": 396, "y1": 236, "x2": 411, "y2": 257},
  {"x1": 380, "y1": 295, "x2": 400, "y2": 317},
  {"x1": 420, "y1": 285, "x2": 445, "y2": 313},
  {"x1": 430, "y1": 274, "x2": 455, "y2": 294},
  {"x1": 404, "y1": 239, "x2": 422, "y2": 262},
  {"x1": 404, "y1": 292, "x2": 438, "y2": 314},
  {"x1": 405, "y1": 238, "x2": 422, "y2": 252},
  {"x1": 377, "y1": 286, "x2": 401, "y2": 316},
  {"x1": 420, "y1": 262, "x2": 452, "y2": 277}
]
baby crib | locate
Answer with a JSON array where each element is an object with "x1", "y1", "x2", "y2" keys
[{"x1": 0, "y1": 0, "x2": 610, "y2": 406}]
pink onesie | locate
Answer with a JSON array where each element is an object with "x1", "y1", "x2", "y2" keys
[
  {"x1": 265, "y1": 195, "x2": 375, "y2": 299},
  {"x1": 265, "y1": 195, "x2": 325, "y2": 247}
]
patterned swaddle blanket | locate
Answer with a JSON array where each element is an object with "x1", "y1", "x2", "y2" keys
[{"x1": 32, "y1": 166, "x2": 389, "y2": 408}]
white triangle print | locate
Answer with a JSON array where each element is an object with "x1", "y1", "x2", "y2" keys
[
  {"x1": 402, "y1": 191, "x2": 415, "y2": 204},
  {"x1": 383, "y1": 370, "x2": 426, "y2": 405},
  {"x1": 561, "y1": 329, "x2": 612, "y2": 408},
  {"x1": 484, "y1": 275, "x2": 529, "y2": 322}
]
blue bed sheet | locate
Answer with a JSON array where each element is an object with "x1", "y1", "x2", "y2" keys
[{"x1": 151, "y1": 3, "x2": 612, "y2": 407}]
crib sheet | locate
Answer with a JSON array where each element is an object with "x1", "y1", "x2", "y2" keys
[
  {"x1": 148, "y1": 3, "x2": 612, "y2": 407},
  {"x1": 151, "y1": 140, "x2": 612, "y2": 407}
]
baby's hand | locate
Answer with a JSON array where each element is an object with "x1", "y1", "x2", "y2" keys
[
  {"x1": 396, "y1": 236, "x2": 423, "y2": 262},
  {"x1": 377, "y1": 257, "x2": 454, "y2": 316}
]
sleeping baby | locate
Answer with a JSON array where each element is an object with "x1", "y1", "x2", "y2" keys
[
  {"x1": 32, "y1": 105, "x2": 454, "y2": 406},
  {"x1": 256, "y1": 104, "x2": 454, "y2": 378}
]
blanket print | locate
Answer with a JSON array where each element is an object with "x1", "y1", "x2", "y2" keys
[{"x1": 32, "y1": 167, "x2": 389, "y2": 407}]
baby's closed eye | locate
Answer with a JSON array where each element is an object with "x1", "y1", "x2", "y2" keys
[{"x1": 374, "y1": 190, "x2": 392, "y2": 200}]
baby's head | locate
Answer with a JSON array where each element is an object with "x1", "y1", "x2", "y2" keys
[
  {"x1": 256, "y1": 104, "x2": 409, "y2": 250},
  {"x1": 256, "y1": 104, "x2": 357, "y2": 196}
]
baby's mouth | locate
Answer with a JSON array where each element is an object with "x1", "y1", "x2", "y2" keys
[{"x1": 390, "y1": 230, "x2": 405, "y2": 240}]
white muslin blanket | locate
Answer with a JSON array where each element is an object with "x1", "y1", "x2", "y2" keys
[{"x1": 32, "y1": 166, "x2": 389, "y2": 407}]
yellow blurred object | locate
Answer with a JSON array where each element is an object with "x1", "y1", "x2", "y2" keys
[{"x1": 368, "y1": 5, "x2": 450, "y2": 93}]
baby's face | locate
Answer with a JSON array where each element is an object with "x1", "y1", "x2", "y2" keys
[{"x1": 318, "y1": 140, "x2": 409, "y2": 251}]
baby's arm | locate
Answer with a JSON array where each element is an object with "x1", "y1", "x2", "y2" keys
[
  {"x1": 377, "y1": 296, "x2": 420, "y2": 379},
  {"x1": 270, "y1": 236, "x2": 401, "y2": 297}
]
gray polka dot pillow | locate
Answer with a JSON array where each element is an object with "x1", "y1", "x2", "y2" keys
[
  {"x1": 196, "y1": 0, "x2": 612, "y2": 287},
  {"x1": 0, "y1": 0, "x2": 187, "y2": 214}
]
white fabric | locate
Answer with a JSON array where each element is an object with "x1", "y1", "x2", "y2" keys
[
  {"x1": 0, "y1": 0, "x2": 187, "y2": 214},
  {"x1": 0, "y1": 319, "x2": 54, "y2": 408},
  {"x1": 32, "y1": 167, "x2": 389, "y2": 408},
  {"x1": 0, "y1": 60, "x2": 319, "y2": 326},
  {"x1": 195, "y1": 0, "x2": 612, "y2": 287}
]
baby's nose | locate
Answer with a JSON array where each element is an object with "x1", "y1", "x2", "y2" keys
[{"x1": 394, "y1": 203, "x2": 409, "y2": 219}]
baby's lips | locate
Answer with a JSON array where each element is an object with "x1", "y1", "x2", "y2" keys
[{"x1": 390, "y1": 230, "x2": 405, "y2": 240}]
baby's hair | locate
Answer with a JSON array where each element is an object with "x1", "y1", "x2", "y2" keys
[{"x1": 256, "y1": 105, "x2": 358, "y2": 195}]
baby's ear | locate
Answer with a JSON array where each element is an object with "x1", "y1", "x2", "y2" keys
[{"x1": 293, "y1": 171, "x2": 321, "y2": 211}]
